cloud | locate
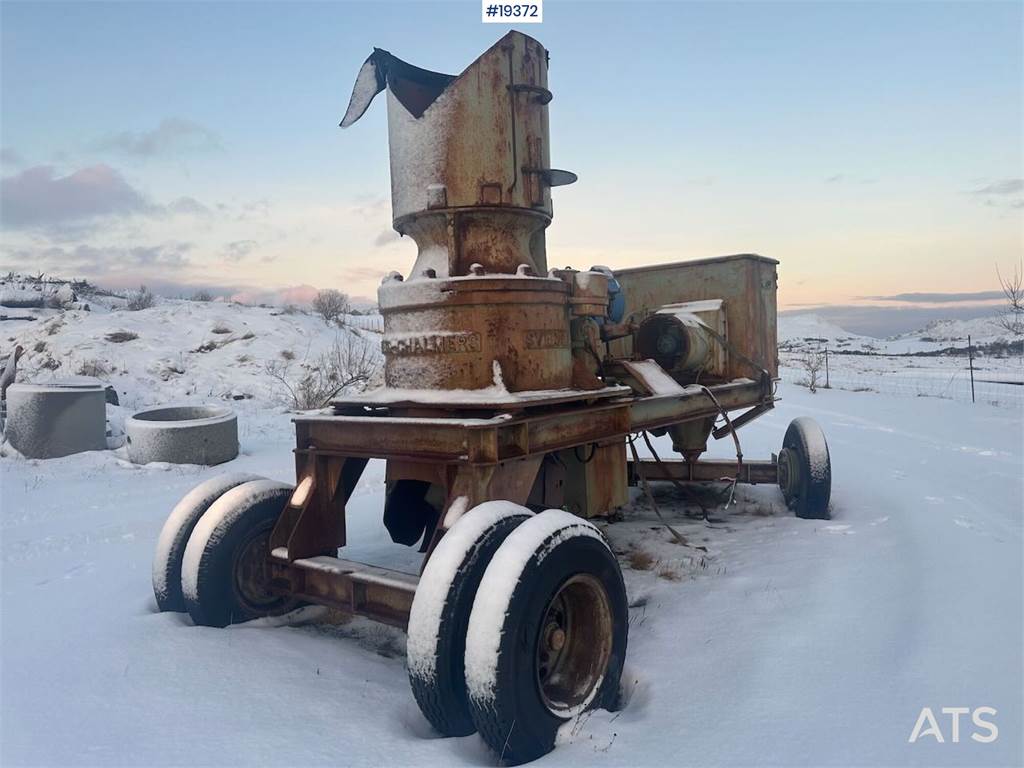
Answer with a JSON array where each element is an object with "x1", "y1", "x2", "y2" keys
[
  {"x1": 824, "y1": 173, "x2": 877, "y2": 185},
  {"x1": 223, "y1": 239, "x2": 258, "y2": 261},
  {"x1": 3, "y1": 241, "x2": 192, "y2": 277},
  {"x1": 340, "y1": 266, "x2": 387, "y2": 284},
  {"x1": 1, "y1": 147, "x2": 23, "y2": 166},
  {"x1": 373, "y1": 229, "x2": 400, "y2": 247},
  {"x1": 1, "y1": 164, "x2": 151, "y2": 229},
  {"x1": 858, "y1": 290, "x2": 1004, "y2": 303},
  {"x1": 229, "y1": 284, "x2": 320, "y2": 306},
  {"x1": 91, "y1": 117, "x2": 221, "y2": 158},
  {"x1": 167, "y1": 196, "x2": 210, "y2": 216},
  {"x1": 971, "y1": 178, "x2": 1023, "y2": 195}
]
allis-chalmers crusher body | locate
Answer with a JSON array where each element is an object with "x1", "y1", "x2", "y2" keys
[{"x1": 153, "y1": 32, "x2": 832, "y2": 764}]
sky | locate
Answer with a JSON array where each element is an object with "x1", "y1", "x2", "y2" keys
[{"x1": 1, "y1": 0, "x2": 1021, "y2": 330}]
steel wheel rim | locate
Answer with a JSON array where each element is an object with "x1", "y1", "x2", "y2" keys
[
  {"x1": 232, "y1": 525, "x2": 281, "y2": 611},
  {"x1": 535, "y1": 574, "x2": 613, "y2": 715},
  {"x1": 778, "y1": 447, "x2": 800, "y2": 500}
]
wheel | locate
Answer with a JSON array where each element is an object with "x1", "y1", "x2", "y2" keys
[
  {"x1": 152, "y1": 473, "x2": 261, "y2": 612},
  {"x1": 181, "y1": 478, "x2": 296, "y2": 627},
  {"x1": 464, "y1": 509, "x2": 628, "y2": 764},
  {"x1": 779, "y1": 417, "x2": 832, "y2": 519},
  {"x1": 407, "y1": 501, "x2": 531, "y2": 736}
]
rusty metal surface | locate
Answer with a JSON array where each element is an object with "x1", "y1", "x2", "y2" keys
[
  {"x1": 558, "y1": 439, "x2": 629, "y2": 518},
  {"x1": 269, "y1": 554, "x2": 418, "y2": 629},
  {"x1": 270, "y1": 454, "x2": 367, "y2": 560},
  {"x1": 333, "y1": 384, "x2": 629, "y2": 411},
  {"x1": 627, "y1": 458, "x2": 780, "y2": 485},
  {"x1": 297, "y1": 378, "x2": 769, "y2": 466},
  {"x1": 343, "y1": 31, "x2": 568, "y2": 279},
  {"x1": 380, "y1": 274, "x2": 573, "y2": 391},
  {"x1": 612, "y1": 254, "x2": 779, "y2": 380}
]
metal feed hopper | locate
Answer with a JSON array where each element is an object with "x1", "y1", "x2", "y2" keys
[{"x1": 153, "y1": 32, "x2": 832, "y2": 765}]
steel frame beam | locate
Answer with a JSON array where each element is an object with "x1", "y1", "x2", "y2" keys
[{"x1": 628, "y1": 458, "x2": 779, "y2": 485}]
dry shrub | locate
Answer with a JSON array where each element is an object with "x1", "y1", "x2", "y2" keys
[
  {"x1": 266, "y1": 332, "x2": 380, "y2": 410},
  {"x1": 799, "y1": 349, "x2": 825, "y2": 393},
  {"x1": 627, "y1": 548, "x2": 655, "y2": 571},
  {"x1": 105, "y1": 330, "x2": 138, "y2": 343},
  {"x1": 77, "y1": 358, "x2": 110, "y2": 377},
  {"x1": 312, "y1": 289, "x2": 350, "y2": 325},
  {"x1": 125, "y1": 285, "x2": 156, "y2": 311}
]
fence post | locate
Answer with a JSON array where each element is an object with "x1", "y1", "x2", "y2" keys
[
  {"x1": 968, "y1": 335, "x2": 975, "y2": 404},
  {"x1": 824, "y1": 345, "x2": 830, "y2": 389}
]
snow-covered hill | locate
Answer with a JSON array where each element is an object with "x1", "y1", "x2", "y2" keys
[
  {"x1": 780, "y1": 312, "x2": 1018, "y2": 355},
  {"x1": 1, "y1": 293, "x2": 382, "y2": 414},
  {"x1": 892, "y1": 315, "x2": 1008, "y2": 344},
  {"x1": 778, "y1": 314, "x2": 880, "y2": 352}
]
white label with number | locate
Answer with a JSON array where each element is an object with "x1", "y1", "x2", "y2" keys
[{"x1": 482, "y1": 0, "x2": 543, "y2": 23}]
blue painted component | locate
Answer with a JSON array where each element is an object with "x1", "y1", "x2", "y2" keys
[
  {"x1": 606, "y1": 276, "x2": 626, "y2": 323},
  {"x1": 589, "y1": 265, "x2": 626, "y2": 324}
]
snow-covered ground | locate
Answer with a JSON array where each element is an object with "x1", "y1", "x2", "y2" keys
[
  {"x1": 779, "y1": 314, "x2": 1023, "y2": 408},
  {"x1": 1, "y1": 298, "x2": 1021, "y2": 766}
]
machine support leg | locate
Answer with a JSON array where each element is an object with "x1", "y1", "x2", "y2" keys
[{"x1": 270, "y1": 452, "x2": 368, "y2": 560}]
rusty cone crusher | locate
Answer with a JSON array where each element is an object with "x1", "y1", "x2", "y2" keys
[{"x1": 152, "y1": 32, "x2": 832, "y2": 764}]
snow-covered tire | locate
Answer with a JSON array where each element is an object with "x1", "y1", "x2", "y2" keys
[
  {"x1": 779, "y1": 417, "x2": 832, "y2": 520},
  {"x1": 464, "y1": 510, "x2": 628, "y2": 764},
  {"x1": 152, "y1": 473, "x2": 261, "y2": 612},
  {"x1": 407, "y1": 501, "x2": 531, "y2": 737},
  {"x1": 181, "y1": 479, "x2": 296, "y2": 627}
]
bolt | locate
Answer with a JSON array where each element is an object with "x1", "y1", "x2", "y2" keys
[{"x1": 549, "y1": 627, "x2": 566, "y2": 651}]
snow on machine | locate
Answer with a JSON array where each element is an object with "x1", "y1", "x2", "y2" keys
[{"x1": 152, "y1": 32, "x2": 831, "y2": 764}]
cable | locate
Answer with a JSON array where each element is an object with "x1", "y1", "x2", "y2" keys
[
  {"x1": 696, "y1": 385, "x2": 743, "y2": 507},
  {"x1": 622, "y1": 434, "x2": 688, "y2": 548}
]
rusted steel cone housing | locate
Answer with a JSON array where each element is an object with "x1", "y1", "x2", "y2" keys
[{"x1": 342, "y1": 31, "x2": 599, "y2": 393}]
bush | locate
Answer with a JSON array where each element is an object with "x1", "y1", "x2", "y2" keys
[
  {"x1": 266, "y1": 333, "x2": 380, "y2": 410},
  {"x1": 799, "y1": 349, "x2": 825, "y2": 393},
  {"x1": 77, "y1": 358, "x2": 110, "y2": 378},
  {"x1": 312, "y1": 289, "x2": 350, "y2": 325},
  {"x1": 105, "y1": 330, "x2": 139, "y2": 343},
  {"x1": 126, "y1": 285, "x2": 156, "y2": 311},
  {"x1": 191, "y1": 290, "x2": 214, "y2": 302}
]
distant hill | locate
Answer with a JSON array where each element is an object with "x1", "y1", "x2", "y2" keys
[{"x1": 779, "y1": 313, "x2": 1017, "y2": 355}]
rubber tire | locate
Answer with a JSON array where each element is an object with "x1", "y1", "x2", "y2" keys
[
  {"x1": 465, "y1": 510, "x2": 628, "y2": 765},
  {"x1": 152, "y1": 473, "x2": 261, "y2": 612},
  {"x1": 181, "y1": 479, "x2": 295, "y2": 627},
  {"x1": 782, "y1": 417, "x2": 832, "y2": 520},
  {"x1": 407, "y1": 502, "x2": 531, "y2": 737}
]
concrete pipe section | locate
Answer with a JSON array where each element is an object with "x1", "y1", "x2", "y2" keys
[
  {"x1": 5, "y1": 380, "x2": 107, "y2": 459},
  {"x1": 126, "y1": 405, "x2": 238, "y2": 466}
]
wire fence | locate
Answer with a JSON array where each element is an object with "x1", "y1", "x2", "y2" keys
[
  {"x1": 343, "y1": 313, "x2": 384, "y2": 332},
  {"x1": 780, "y1": 356, "x2": 1024, "y2": 409}
]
